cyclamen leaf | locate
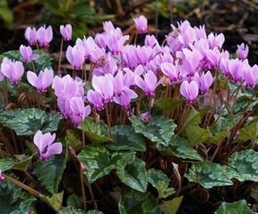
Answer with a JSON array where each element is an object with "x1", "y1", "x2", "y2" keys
[
  {"x1": 66, "y1": 194, "x2": 83, "y2": 209},
  {"x1": 33, "y1": 154, "x2": 66, "y2": 194},
  {"x1": 157, "y1": 136, "x2": 203, "y2": 161},
  {"x1": 238, "y1": 118, "x2": 258, "y2": 142},
  {"x1": 57, "y1": 206, "x2": 87, "y2": 214},
  {"x1": 119, "y1": 189, "x2": 161, "y2": 214},
  {"x1": 186, "y1": 125, "x2": 212, "y2": 146},
  {"x1": 0, "y1": 179, "x2": 36, "y2": 214},
  {"x1": 0, "y1": 159, "x2": 16, "y2": 171},
  {"x1": 117, "y1": 157, "x2": 147, "y2": 193},
  {"x1": 215, "y1": 200, "x2": 256, "y2": 214},
  {"x1": 78, "y1": 117, "x2": 111, "y2": 144},
  {"x1": 41, "y1": 192, "x2": 63, "y2": 212},
  {"x1": 78, "y1": 145, "x2": 135, "y2": 183},
  {"x1": 109, "y1": 125, "x2": 146, "y2": 152},
  {"x1": 185, "y1": 161, "x2": 233, "y2": 188},
  {"x1": 147, "y1": 169, "x2": 175, "y2": 198},
  {"x1": 160, "y1": 196, "x2": 183, "y2": 214},
  {"x1": 155, "y1": 98, "x2": 184, "y2": 113},
  {"x1": 0, "y1": 108, "x2": 61, "y2": 136},
  {"x1": 129, "y1": 115, "x2": 176, "y2": 146},
  {"x1": 228, "y1": 149, "x2": 258, "y2": 182}
]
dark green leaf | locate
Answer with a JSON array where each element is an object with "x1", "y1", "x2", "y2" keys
[
  {"x1": 12, "y1": 155, "x2": 33, "y2": 172},
  {"x1": 65, "y1": 129, "x2": 82, "y2": 152},
  {"x1": 33, "y1": 154, "x2": 66, "y2": 194},
  {"x1": 78, "y1": 117, "x2": 111, "y2": 144},
  {"x1": 215, "y1": 200, "x2": 256, "y2": 214},
  {"x1": 0, "y1": 179, "x2": 36, "y2": 214},
  {"x1": 119, "y1": 189, "x2": 161, "y2": 214},
  {"x1": 0, "y1": 159, "x2": 15, "y2": 171},
  {"x1": 181, "y1": 110, "x2": 201, "y2": 131},
  {"x1": 186, "y1": 125, "x2": 212, "y2": 146},
  {"x1": 41, "y1": 192, "x2": 63, "y2": 212},
  {"x1": 109, "y1": 125, "x2": 146, "y2": 152},
  {"x1": 155, "y1": 98, "x2": 184, "y2": 113},
  {"x1": 228, "y1": 149, "x2": 258, "y2": 182},
  {"x1": 57, "y1": 206, "x2": 87, "y2": 214},
  {"x1": 129, "y1": 115, "x2": 176, "y2": 146},
  {"x1": 67, "y1": 194, "x2": 82, "y2": 209},
  {"x1": 0, "y1": 108, "x2": 61, "y2": 136},
  {"x1": 160, "y1": 196, "x2": 183, "y2": 214},
  {"x1": 117, "y1": 157, "x2": 147, "y2": 193},
  {"x1": 239, "y1": 118, "x2": 258, "y2": 142},
  {"x1": 185, "y1": 161, "x2": 233, "y2": 188},
  {"x1": 157, "y1": 136, "x2": 203, "y2": 161},
  {"x1": 147, "y1": 169, "x2": 175, "y2": 198},
  {"x1": 78, "y1": 145, "x2": 135, "y2": 183}
]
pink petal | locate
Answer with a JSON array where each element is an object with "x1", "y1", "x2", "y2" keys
[{"x1": 27, "y1": 71, "x2": 37, "y2": 87}]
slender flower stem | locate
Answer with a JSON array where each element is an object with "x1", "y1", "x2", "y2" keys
[
  {"x1": 105, "y1": 104, "x2": 112, "y2": 137},
  {"x1": 3, "y1": 174, "x2": 41, "y2": 198},
  {"x1": 213, "y1": 82, "x2": 243, "y2": 125},
  {"x1": 80, "y1": 163, "x2": 87, "y2": 210},
  {"x1": 57, "y1": 38, "x2": 64, "y2": 76},
  {"x1": 82, "y1": 118, "x2": 85, "y2": 148}
]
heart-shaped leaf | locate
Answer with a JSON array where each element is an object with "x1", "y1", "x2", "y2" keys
[
  {"x1": 109, "y1": 125, "x2": 146, "y2": 152},
  {"x1": 119, "y1": 189, "x2": 161, "y2": 214},
  {"x1": 78, "y1": 145, "x2": 135, "y2": 183},
  {"x1": 215, "y1": 200, "x2": 256, "y2": 214},
  {"x1": 117, "y1": 157, "x2": 147, "y2": 193},
  {"x1": 185, "y1": 161, "x2": 233, "y2": 188},
  {"x1": 33, "y1": 154, "x2": 66, "y2": 194},
  {"x1": 228, "y1": 149, "x2": 258, "y2": 182},
  {"x1": 129, "y1": 115, "x2": 176, "y2": 146},
  {"x1": 0, "y1": 108, "x2": 61, "y2": 136}
]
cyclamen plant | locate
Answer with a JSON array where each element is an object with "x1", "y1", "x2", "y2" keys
[{"x1": 0, "y1": 16, "x2": 257, "y2": 214}]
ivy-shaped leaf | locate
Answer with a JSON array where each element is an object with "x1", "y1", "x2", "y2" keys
[
  {"x1": 78, "y1": 145, "x2": 135, "y2": 183},
  {"x1": 12, "y1": 155, "x2": 33, "y2": 172},
  {"x1": 185, "y1": 125, "x2": 212, "y2": 146},
  {"x1": 147, "y1": 169, "x2": 175, "y2": 198},
  {"x1": 155, "y1": 98, "x2": 184, "y2": 113},
  {"x1": 157, "y1": 136, "x2": 203, "y2": 161},
  {"x1": 33, "y1": 154, "x2": 66, "y2": 194},
  {"x1": 215, "y1": 200, "x2": 256, "y2": 214},
  {"x1": 57, "y1": 206, "x2": 86, "y2": 214},
  {"x1": 0, "y1": 179, "x2": 36, "y2": 214},
  {"x1": 41, "y1": 192, "x2": 63, "y2": 212},
  {"x1": 228, "y1": 149, "x2": 258, "y2": 182},
  {"x1": 0, "y1": 158, "x2": 16, "y2": 171},
  {"x1": 67, "y1": 193, "x2": 82, "y2": 209},
  {"x1": 181, "y1": 110, "x2": 201, "y2": 131},
  {"x1": 78, "y1": 117, "x2": 111, "y2": 144},
  {"x1": 160, "y1": 196, "x2": 183, "y2": 214},
  {"x1": 117, "y1": 157, "x2": 147, "y2": 193},
  {"x1": 119, "y1": 189, "x2": 161, "y2": 214},
  {"x1": 238, "y1": 118, "x2": 258, "y2": 142},
  {"x1": 0, "y1": 108, "x2": 61, "y2": 136},
  {"x1": 109, "y1": 125, "x2": 146, "y2": 152},
  {"x1": 185, "y1": 161, "x2": 233, "y2": 188},
  {"x1": 129, "y1": 115, "x2": 176, "y2": 146},
  {"x1": 65, "y1": 129, "x2": 82, "y2": 152}
]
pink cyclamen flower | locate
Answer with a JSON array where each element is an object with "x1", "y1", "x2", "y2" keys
[
  {"x1": 180, "y1": 80, "x2": 199, "y2": 103},
  {"x1": 0, "y1": 170, "x2": 4, "y2": 182},
  {"x1": 66, "y1": 45, "x2": 85, "y2": 70},
  {"x1": 60, "y1": 24, "x2": 72, "y2": 41},
  {"x1": 33, "y1": 130, "x2": 62, "y2": 161},
  {"x1": 19, "y1": 45, "x2": 38, "y2": 62},
  {"x1": 87, "y1": 90, "x2": 104, "y2": 111},
  {"x1": 0, "y1": 58, "x2": 24, "y2": 84},
  {"x1": 194, "y1": 71, "x2": 214, "y2": 94},
  {"x1": 244, "y1": 64, "x2": 258, "y2": 88},
  {"x1": 25, "y1": 27, "x2": 37, "y2": 46},
  {"x1": 236, "y1": 43, "x2": 249, "y2": 60},
  {"x1": 135, "y1": 70, "x2": 163, "y2": 96},
  {"x1": 134, "y1": 15, "x2": 148, "y2": 34},
  {"x1": 36, "y1": 25, "x2": 53, "y2": 47},
  {"x1": 27, "y1": 68, "x2": 54, "y2": 92},
  {"x1": 68, "y1": 97, "x2": 91, "y2": 126}
]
